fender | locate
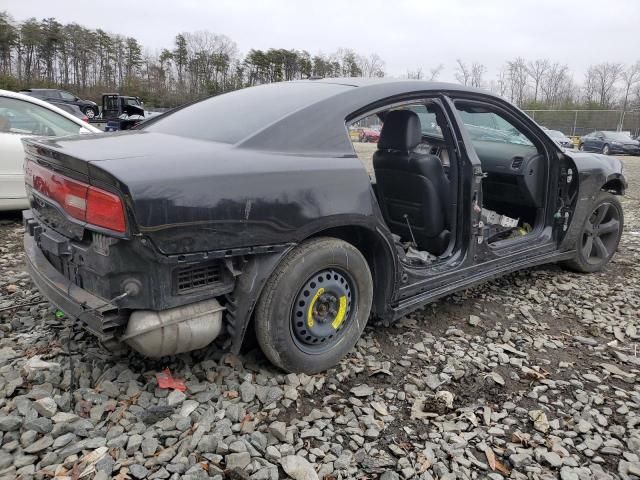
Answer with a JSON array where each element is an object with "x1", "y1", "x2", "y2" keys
[{"x1": 225, "y1": 247, "x2": 294, "y2": 353}]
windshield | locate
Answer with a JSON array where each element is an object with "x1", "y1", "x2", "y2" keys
[
  {"x1": 605, "y1": 132, "x2": 633, "y2": 141},
  {"x1": 125, "y1": 98, "x2": 141, "y2": 106},
  {"x1": 458, "y1": 110, "x2": 533, "y2": 146},
  {"x1": 547, "y1": 130, "x2": 564, "y2": 139},
  {"x1": 144, "y1": 82, "x2": 349, "y2": 143}
]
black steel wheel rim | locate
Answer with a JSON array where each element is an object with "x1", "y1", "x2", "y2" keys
[
  {"x1": 581, "y1": 202, "x2": 620, "y2": 265},
  {"x1": 290, "y1": 268, "x2": 355, "y2": 353}
]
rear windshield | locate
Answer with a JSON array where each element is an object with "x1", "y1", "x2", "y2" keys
[{"x1": 144, "y1": 82, "x2": 348, "y2": 143}]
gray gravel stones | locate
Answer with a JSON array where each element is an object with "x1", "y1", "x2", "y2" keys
[
  {"x1": 280, "y1": 455, "x2": 319, "y2": 480},
  {"x1": 0, "y1": 156, "x2": 639, "y2": 479}
]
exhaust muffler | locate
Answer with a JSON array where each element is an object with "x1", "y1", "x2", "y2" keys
[{"x1": 121, "y1": 299, "x2": 224, "y2": 357}]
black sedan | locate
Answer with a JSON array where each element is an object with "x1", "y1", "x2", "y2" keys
[
  {"x1": 22, "y1": 79, "x2": 626, "y2": 373},
  {"x1": 579, "y1": 130, "x2": 640, "y2": 155},
  {"x1": 19, "y1": 88, "x2": 99, "y2": 119}
]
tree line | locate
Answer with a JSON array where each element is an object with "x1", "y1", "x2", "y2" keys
[
  {"x1": 411, "y1": 58, "x2": 640, "y2": 113},
  {"x1": 1, "y1": 11, "x2": 639, "y2": 112},
  {"x1": 0, "y1": 12, "x2": 384, "y2": 107}
]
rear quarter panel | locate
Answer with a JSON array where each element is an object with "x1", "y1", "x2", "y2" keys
[{"x1": 97, "y1": 147, "x2": 381, "y2": 255}]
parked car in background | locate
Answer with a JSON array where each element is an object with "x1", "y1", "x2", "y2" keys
[
  {"x1": 0, "y1": 89, "x2": 100, "y2": 211},
  {"x1": 359, "y1": 126, "x2": 381, "y2": 142},
  {"x1": 22, "y1": 79, "x2": 625, "y2": 373},
  {"x1": 579, "y1": 131, "x2": 640, "y2": 155},
  {"x1": 47, "y1": 102, "x2": 89, "y2": 122},
  {"x1": 545, "y1": 129, "x2": 574, "y2": 149},
  {"x1": 20, "y1": 88, "x2": 100, "y2": 119}
]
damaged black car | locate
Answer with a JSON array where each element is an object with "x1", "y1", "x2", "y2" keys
[{"x1": 22, "y1": 79, "x2": 626, "y2": 373}]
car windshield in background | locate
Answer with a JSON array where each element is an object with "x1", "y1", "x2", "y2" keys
[
  {"x1": 605, "y1": 132, "x2": 633, "y2": 141},
  {"x1": 547, "y1": 130, "x2": 565, "y2": 139},
  {"x1": 144, "y1": 82, "x2": 350, "y2": 144},
  {"x1": 458, "y1": 110, "x2": 533, "y2": 146},
  {"x1": 408, "y1": 105, "x2": 442, "y2": 138}
]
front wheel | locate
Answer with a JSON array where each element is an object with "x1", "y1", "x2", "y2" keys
[
  {"x1": 579, "y1": 144, "x2": 585, "y2": 151},
  {"x1": 254, "y1": 237, "x2": 373, "y2": 373},
  {"x1": 562, "y1": 192, "x2": 623, "y2": 273},
  {"x1": 602, "y1": 144, "x2": 610, "y2": 155}
]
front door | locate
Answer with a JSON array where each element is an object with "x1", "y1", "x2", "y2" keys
[{"x1": 447, "y1": 95, "x2": 561, "y2": 266}]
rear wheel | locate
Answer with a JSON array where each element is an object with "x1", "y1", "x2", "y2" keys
[
  {"x1": 562, "y1": 192, "x2": 623, "y2": 273},
  {"x1": 579, "y1": 144, "x2": 585, "y2": 151},
  {"x1": 602, "y1": 144, "x2": 610, "y2": 155},
  {"x1": 254, "y1": 237, "x2": 373, "y2": 373},
  {"x1": 84, "y1": 106, "x2": 97, "y2": 119}
]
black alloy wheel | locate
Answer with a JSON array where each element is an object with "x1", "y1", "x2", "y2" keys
[{"x1": 562, "y1": 192, "x2": 623, "y2": 273}]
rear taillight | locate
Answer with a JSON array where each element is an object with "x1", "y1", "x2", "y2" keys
[
  {"x1": 86, "y1": 187, "x2": 126, "y2": 232},
  {"x1": 25, "y1": 160, "x2": 126, "y2": 233},
  {"x1": 82, "y1": 116, "x2": 89, "y2": 123}
]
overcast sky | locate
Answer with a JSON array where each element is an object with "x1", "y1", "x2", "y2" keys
[{"x1": 4, "y1": 0, "x2": 639, "y2": 82}]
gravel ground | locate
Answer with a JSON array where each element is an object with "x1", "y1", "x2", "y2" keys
[{"x1": 0, "y1": 156, "x2": 639, "y2": 480}]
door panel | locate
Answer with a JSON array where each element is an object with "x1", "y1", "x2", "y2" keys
[{"x1": 0, "y1": 132, "x2": 29, "y2": 199}]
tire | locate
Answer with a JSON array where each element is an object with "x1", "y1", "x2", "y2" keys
[
  {"x1": 579, "y1": 144, "x2": 585, "y2": 151},
  {"x1": 602, "y1": 144, "x2": 610, "y2": 155},
  {"x1": 562, "y1": 192, "x2": 623, "y2": 273},
  {"x1": 83, "y1": 106, "x2": 97, "y2": 119},
  {"x1": 254, "y1": 237, "x2": 373, "y2": 373}
]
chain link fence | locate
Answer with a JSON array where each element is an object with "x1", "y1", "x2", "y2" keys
[{"x1": 522, "y1": 109, "x2": 640, "y2": 137}]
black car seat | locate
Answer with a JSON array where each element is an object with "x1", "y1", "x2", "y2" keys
[{"x1": 373, "y1": 110, "x2": 451, "y2": 255}]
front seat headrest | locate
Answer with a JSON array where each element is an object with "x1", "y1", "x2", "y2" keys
[{"x1": 378, "y1": 110, "x2": 422, "y2": 151}]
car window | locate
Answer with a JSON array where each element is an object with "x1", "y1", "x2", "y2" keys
[
  {"x1": 456, "y1": 107, "x2": 534, "y2": 147},
  {"x1": 605, "y1": 132, "x2": 632, "y2": 141},
  {"x1": 0, "y1": 97, "x2": 82, "y2": 136},
  {"x1": 407, "y1": 105, "x2": 442, "y2": 138},
  {"x1": 144, "y1": 82, "x2": 350, "y2": 144},
  {"x1": 59, "y1": 91, "x2": 76, "y2": 101}
]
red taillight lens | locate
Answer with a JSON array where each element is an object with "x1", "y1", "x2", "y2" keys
[
  {"x1": 86, "y1": 187, "x2": 126, "y2": 232},
  {"x1": 25, "y1": 160, "x2": 126, "y2": 233}
]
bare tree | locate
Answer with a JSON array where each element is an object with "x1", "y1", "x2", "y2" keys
[
  {"x1": 540, "y1": 63, "x2": 570, "y2": 107},
  {"x1": 583, "y1": 67, "x2": 598, "y2": 104},
  {"x1": 470, "y1": 63, "x2": 486, "y2": 88},
  {"x1": 619, "y1": 62, "x2": 640, "y2": 128},
  {"x1": 621, "y1": 62, "x2": 640, "y2": 106},
  {"x1": 428, "y1": 64, "x2": 443, "y2": 81},
  {"x1": 454, "y1": 59, "x2": 471, "y2": 86},
  {"x1": 587, "y1": 62, "x2": 623, "y2": 107},
  {"x1": 526, "y1": 59, "x2": 549, "y2": 103},
  {"x1": 489, "y1": 68, "x2": 508, "y2": 98},
  {"x1": 506, "y1": 57, "x2": 528, "y2": 106},
  {"x1": 406, "y1": 67, "x2": 423, "y2": 80},
  {"x1": 358, "y1": 53, "x2": 385, "y2": 78}
]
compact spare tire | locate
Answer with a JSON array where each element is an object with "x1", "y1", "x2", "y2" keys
[
  {"x1": 563, "y1": 192, "x2": 623, "y2": 273},
  {"x1": 255, "y1": 237, "x2": 373, "y2": 373}
]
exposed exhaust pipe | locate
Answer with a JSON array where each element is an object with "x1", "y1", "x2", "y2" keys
[{"x1": 121, "y1": 299, "x2": 225, "y2": 357}]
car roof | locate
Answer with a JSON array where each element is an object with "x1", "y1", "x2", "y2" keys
[
  {"x1": 311, "y1": 77, "x2": 491, "y2": 95},
  {"x1": 0, "y1": 89, "x2": 101, "y2": 132},
  {"x1": 20, "y1": 88, "x2": 59, "y2": 92},
  {"x1": 234, "y1": 79, "x2": 513, "y2": 153}
]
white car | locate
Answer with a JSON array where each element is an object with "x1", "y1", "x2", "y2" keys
[{"x1": 0, "y1": 89, "x2": 101, "y2": 211}]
